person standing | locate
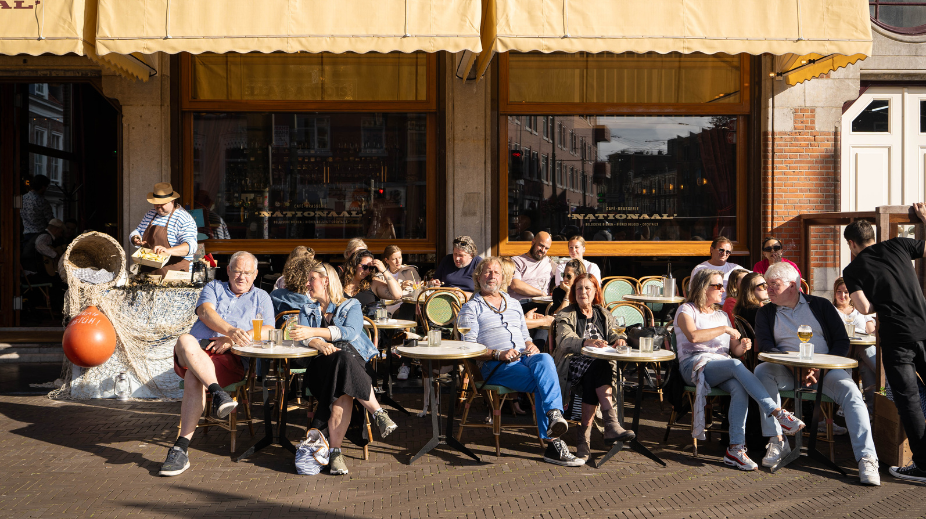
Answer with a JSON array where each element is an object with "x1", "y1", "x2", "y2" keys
[
  {"x1": 21, "y1": 174, "x2": 54, "y2": 241},
  {"x1": 690, "y1": 236, "x2": 746, "y2": 302},
  {"x1": 129, "y1": 182, "x2": 198, "y2": 276},
  {"x1": 842, "y1": 207, "x2": 926, "y2": 482}
]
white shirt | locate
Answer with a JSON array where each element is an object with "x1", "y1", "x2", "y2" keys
[
  {"x1": 836, "y1": 306, "x2": 875, "y2": 334},
  {"x1": 554, "y1": 259, "x2": 601, "y2": 286},
  {"x1": 690, "y1": 261, "x2": 747, "y2": 303}
]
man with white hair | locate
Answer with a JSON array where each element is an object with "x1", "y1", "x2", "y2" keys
[
  {"x1": 754, "y1": 261, "x2": 879, "y2": 485},
  {"x1": 457, "y1": 256, "x2": 582, "y2": 467},
  {"x1": 159, "y1": 251, "x2": 275, "y2": 477}
]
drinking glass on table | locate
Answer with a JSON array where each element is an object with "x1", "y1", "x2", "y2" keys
[
  {"x1": 797, "y1": 324, "x2": 814, "y2": 360},
  {"x1": 253, "y1": 312, "x2": 264, "y2": 343},
  {"x1": 844, "y1": 316, "x2": 856, "y2": 339}
]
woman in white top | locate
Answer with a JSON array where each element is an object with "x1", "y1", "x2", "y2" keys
[
  {"x1": 554, "y1": 236, "x2": 601, "y2": 285},
  {"x1": 674, "y1": 269, "x2": 803, "y2": 471},
  {"x1": 833, "y1": 277, "x2": 877, "y2": 412}
]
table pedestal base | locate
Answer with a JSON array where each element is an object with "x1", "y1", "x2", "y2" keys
[
  {"x1": 409, "y1": 359, "x2": 480, "y2": 464},
  {"x1": 594, "y1": 362, "x2": 667, "y2": 469}
]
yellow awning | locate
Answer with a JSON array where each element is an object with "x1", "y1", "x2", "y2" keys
[
  {"x1": 476, "y1": 0, "x2": 871, "y2": 78},
  {"x1": 0, "y1": 0, "x2": 151, "y2": 81},
  {"x1": 95, "y1": 0, "x2": 483, "y2": 56},
  {"x1": 775, "y1": 53, "x2": 868, "y2": 86}
]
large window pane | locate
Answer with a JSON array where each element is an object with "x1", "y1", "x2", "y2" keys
[
  {"x1": 852, "y1": 99, "x2": 890, "y2": 133},
  {"x1": 192, "y1": 53, "x2": 427, "y2": 101},
  {"x1": 507, "y1": 115, "x2": 737, "y2": 242},
  {"x1": 28, "y1": 83, "x2": 72, "y2": 153},
  {"x1": 508, "y1": 52, "x2": 741, "y2": 104},
  {"x1": 193, "y1": 112, "x2": 428, "y2": 240}
]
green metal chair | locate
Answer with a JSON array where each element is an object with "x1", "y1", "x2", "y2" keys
[{"x1": 601, "y1": 276, "x2": 639, "y2": 306}]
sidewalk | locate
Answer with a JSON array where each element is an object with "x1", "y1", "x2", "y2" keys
[{"x1": 0, "y1": 389, "x2": 923, "y2": 518}]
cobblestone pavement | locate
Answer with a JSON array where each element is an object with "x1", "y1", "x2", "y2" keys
[{"x1": 1, "y1": 392, "x2": 924, "y2": 519}]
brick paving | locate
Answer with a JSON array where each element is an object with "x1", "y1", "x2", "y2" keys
[{"x1": 0, "y1": 391, "x2": 925, "y2": 519}]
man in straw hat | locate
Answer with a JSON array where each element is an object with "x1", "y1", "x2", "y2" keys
[{"x1": 130, "y1": 182, "x2": 198, "y2": 276}]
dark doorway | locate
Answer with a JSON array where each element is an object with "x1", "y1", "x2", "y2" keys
[{"x1": 0, "y1": 81, "x2": 121, "y2": 329}]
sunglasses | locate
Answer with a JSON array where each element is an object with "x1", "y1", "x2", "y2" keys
[
  {"x1": 716, "y1": 249, "x2": 732, "y2": 255},
  {"x1": 709, "y1": 283, "x2": 724, "y2": 290},
  {"x1": 763, "y1": 245, "x2": 783, "y2": 252},
  {"x1": 360, "y1": 264, "x2": 376, "y2": 271},
  {"x1": 755, "y1": 282, "x2": 768, "y2": 289}
]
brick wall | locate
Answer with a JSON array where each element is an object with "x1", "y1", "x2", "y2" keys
[{"x1": 762, "y1": 108, "x2": 840, "y2": 285}]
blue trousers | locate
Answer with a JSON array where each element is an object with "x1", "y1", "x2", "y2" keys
[{"x1": 481, "y1": 353, "x2": 563, "y2": 440}]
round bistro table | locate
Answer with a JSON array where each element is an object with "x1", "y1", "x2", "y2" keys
[{"x1": 364, "y1": 318, "x2": 419, "y2": 415}]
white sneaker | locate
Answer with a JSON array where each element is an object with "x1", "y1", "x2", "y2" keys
[
  {"x1": 761, "y1": 438, "x2": 791, "y2": 468},
  {"x1": 397, "y1": 365, "x2": 410, "y2": 380},
  {"x1": 774, "y1": 409, "x2": 805, "y2": 436},
  {"x1": 818, "y1": 420, "x2": 848, "y2": 436},
  {"x1": 859, "y1": 455, "x2": 880, "y2": 486},
  {"x1": 724, "y1": 445, "x2": 758, "y2": 471}
]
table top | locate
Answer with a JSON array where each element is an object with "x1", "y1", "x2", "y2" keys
[
  {"x1": 581, "y1": 346, "x2": 675, "y2": 363},
  {"x1": 396, "y1": 341, "x2": 486, "y2": 360},
  {"x1": 849, "y1": 334, "x2": 877, "y2": 346},
  {"x1": 758, "y1": 351, "x2": 858, "y2": 369},
  {"x1": 531, "y1": 296, "x2": 553, "y2": 303},
  {"x1": 364, "y1": 318, "x2": 418, "y2": 330},
  {"x1": 232, "y1": 341, "x2": 320, "y2": 359},
  {"x1": 624, "y1": 294, "x2": 685, "y2": 304}
]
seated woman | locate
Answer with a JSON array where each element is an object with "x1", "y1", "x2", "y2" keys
[
  {"x1": 273, "y1": 246, "x2": 315, "y2": 291},
  {"x1": 383, "y1": 245, "x2": 418, "y2": 292},
  {"x1": 269, "y1": 255, "x2": 314, "y2": 318},
  {"x1": 732, "y1": 272, "x2": 769, "y2": 329},
  {"x1": 674, "y1": 269, "x2": 804, "y2": 471},
  {"x1": 430, "y1": 235, "x2": 482, "y2": 294},
  {"x1": 289, "y1": 261, "x2": 398, "y2": 475},
  {"x1": 551, "y1": 259, "x2": 586, "y2": 315},
  {"x1": 341, "y1": 249, "x2": 403, "y2": 312},
  {"x1": 553, "y1": 274, "x2": 635, "y2": 461},
  {"x1": 833, "y1": 276, "x2": 877, "y2": 413},
  {"x1": 722, "y1": 269, "x2": 749, "y2": 324}
]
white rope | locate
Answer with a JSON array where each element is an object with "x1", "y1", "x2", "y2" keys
[
  {"x1": 796, "y1": 0, "x2": 804, "y2": 41},
  {"x1": 38, "y1": 0, "x2": 45, "y2": 40},
  {"x1": 403, "y1": 0, "x2": 410, "y2": 38},
  {"x1": 562, "y1": 0, "x2": 570, "y2": 38},
  {"x1": 165, "y1": 0, "x2": 172, "y2": 39}
]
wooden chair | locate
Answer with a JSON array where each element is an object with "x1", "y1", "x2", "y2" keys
[
  {"x1": 800, "y1": 278, "x2": 811, "y2": 295},
  {"x1": 601, "y1": 276, "x2": 639, "y2": 306},
  {"x1": 732, "y1": 315, "x2": 758, "y2": 369},
  {"x1": 681, "y1": 276, "x2": 691, "y2": 298},
  {"x1": 21, "y1": 267, "x2": 56, "y2": 320},
  {"x1": 178, "y1": 378, "x2": 255, "y2": 454},
  {"x1": 662, "y1": 333, "x2": 730, "y2": 457},
  {"x1": 420, "y1": 289, "x2": 465, "y2": 334},
  {"x1": 780, "y1": 390, "x2": 837, "y2": 462}
]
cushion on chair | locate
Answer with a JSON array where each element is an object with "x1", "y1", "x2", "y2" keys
[
  {"x1": 683, "y1": 385, "x2": 730, "y2": 397},
  {"x1": 477, "y1": 384, "x2": 519, "y2": 395},
  {"x1": 780, "y1": 390, "x2": 835, "y2": 403},
  {"x1": 290, "y1": 368, "x2": 306, "y2": 374}
]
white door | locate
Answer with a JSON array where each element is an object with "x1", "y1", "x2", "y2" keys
[{"x1": 839, "y1": 86, "x2": 926, "y2": 267}]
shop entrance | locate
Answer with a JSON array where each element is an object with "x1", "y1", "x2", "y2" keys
[{"x1": 0, "y1": 82, "x2": 121, "y2": 332}]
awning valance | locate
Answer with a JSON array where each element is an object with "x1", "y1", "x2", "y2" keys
[
  {"x1": 0, "y1": 0, "x2": 151, "y2": 81},
  {"x1": 774, "y1": 53, "x2": 868, "y2": 86},
  {"x1": 474, "y1": 0, "x2": 872, "y2": 78},
  {"x1": 95, "y1": 0, "x2": 483, "y2": 56}
]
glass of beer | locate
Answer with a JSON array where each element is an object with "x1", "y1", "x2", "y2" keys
[
  {"x1": 253, "y1": 312, "x2": 263, "y2": 343},
  {"x1": 797, "y1": 325, "x2": 813, "y2": 360},
  {"x1": 612, "y1": 316, "x2": 626, "y2": 338}
]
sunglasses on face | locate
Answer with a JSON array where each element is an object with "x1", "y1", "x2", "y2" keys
[
  {"x1": 763, "y1": 245, "x2": 783, "y2": 252},
  {"x1": 709, "y1": 283, "x2": 724, "y2": 290},
  {"x1": 716, "y1": 249, "x2": 732, "y2": 255},
  {"x1": 755, "y1": 282, "x2": 768, "y2": 289},
  {"x1": 360, "y1": 264, "x2": 376, "y2": 271}
]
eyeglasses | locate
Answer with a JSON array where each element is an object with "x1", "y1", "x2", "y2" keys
[
  {"x1": 708, "y1": 283, "x2": 724, "y2": 290},
  {"x1": 360, "y1": 264, "x2": 376, "y2": 271},
  {"x1": 763, "y1": 245, "x2": 783, "y2": 252},
  {"x1": 755, "y1": 282, "x2": 768, "y2": 289},
  {"x1": 716, "y1": 249, "x2": 732, "y2": 255},
  {"x1": 230, "y1": 269, "x2": 255, "y2": 277}
]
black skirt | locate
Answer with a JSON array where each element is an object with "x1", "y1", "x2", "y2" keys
[{"x1": 304, "y1": 344, "x2": 373, "y2": 423}]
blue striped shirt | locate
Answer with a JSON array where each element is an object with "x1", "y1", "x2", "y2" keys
[
  {"x1": 458, "y1": 292, "x2": 531, "y2": 353},
  {"x1": 129, "y1": 208, "x2": 198, "y2": 263}
]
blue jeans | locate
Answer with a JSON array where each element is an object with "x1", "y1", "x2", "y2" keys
[
  {"x1": 680, "y1": 355, "x2": 779, "y2": 446},
  {"x1": 754, "y1": 361, "x2": 876, "y2": 461},
  {"x1": 481, "y1": 353, "x2": 563, "y2": 440},
  {"x1": 858, "y1": 345, "x2": 877, "y2": 414}
]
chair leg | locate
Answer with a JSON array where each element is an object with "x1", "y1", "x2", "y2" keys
[
  {"x1": 364, "y1": 411, "x2": 372, "y2": 461},
  {"x1": 456, "y1": 390, "x2": 478, "y2": 442},
  {"x1": 493, "y1": 393, "x2": 503, "y2": 457},
  {"x1": 527, "y1": 393, "x2": 543, "y2": 449},
  {"x1": 663, "y1": 410, "x2": 677, "y2": 443},
  {"x1": 693, "y1": 436, "x2": 699, "y2": 458},
  {"x1": 239, "y1": 387, "x2": 254, "y2": 437},
  {"x1": 229, "y1": 396, "x2": 238, "y2": 453}
]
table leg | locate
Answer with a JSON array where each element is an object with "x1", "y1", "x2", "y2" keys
[
  {"x1": 596, "y1": 361, "x2": 666, "y2": 468},
  {"x1": 443, "y1": 361, "x2": 480, "y2": 462},
  {"x1": 410, "y1": 359, "x2": 441, "y2": 463},
  {"x1": 235, "y1": 359, "x2": 277, "y2": 462},
  {"x1": 278, "y1": 358, "x2": 296, "y2": 454},
  {"x1": 805, "y1": 368, "x2": 848, "y2": 476},
  {"x1": 377, "y1": 337, "x2": 410, "y2": 416}
]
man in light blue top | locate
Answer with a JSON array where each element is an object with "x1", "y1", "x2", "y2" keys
[
  {"x1": 457, "y1": 256, "x2": 583, "y2": 467},
  {"x1": 160, "y1": 251, "x2": 274, "y2": 478}
]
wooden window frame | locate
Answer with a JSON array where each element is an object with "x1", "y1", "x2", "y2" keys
[
  {"x1": 497, "y1": 52, "x2": 750, "y2": 257},
  {"x1": 180, "y1": 52, "x2": 439, "y2": 255}
]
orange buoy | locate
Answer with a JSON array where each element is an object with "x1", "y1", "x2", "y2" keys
[{"x1": 62, "y1": 306, "x2": 117, "y2": 368}]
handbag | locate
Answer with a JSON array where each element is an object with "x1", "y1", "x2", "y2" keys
[
  {"x1": 625, "y1": 324, "x2": 669, "y2": 350},
  {"x1": 295, "y1": 428, "x2": 330, "y2": 475}
]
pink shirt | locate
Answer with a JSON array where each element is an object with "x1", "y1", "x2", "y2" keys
[
  {"x1": 509, "y1": 253, "x2": 553, "y2": 300},
  {"x1": 752, "y1": 258, "x2": 801, "y2": 279}
]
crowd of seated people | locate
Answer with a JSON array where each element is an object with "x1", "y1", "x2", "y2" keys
[{"x1": 161, "y1": 229, "x2": 894, "y2": 484}]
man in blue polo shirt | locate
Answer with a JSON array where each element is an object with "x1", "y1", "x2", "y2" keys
[{"x1": 159, "y1": 251, "x2": 274, "y2": 477}]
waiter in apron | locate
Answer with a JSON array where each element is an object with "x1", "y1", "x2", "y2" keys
[{"x1": 130, "y1": 182, "x2": 198, "y2": 276}]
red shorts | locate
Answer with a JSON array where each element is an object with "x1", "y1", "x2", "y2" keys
[{"x1": 174, "y1": 349, "x2": 246, "y2": 389}]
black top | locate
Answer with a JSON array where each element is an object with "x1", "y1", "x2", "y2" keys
[
  {"x1": 735, "y1": 306, "x2": 760, "y2": 329},
  {"x1": 552, "y1": 286, "x2": 567, "y2": 311},
  {"x1": 755, "y1": 293, "x2": 850, "y2": 358},
  {"x1": 842, "y1": 237, "x2": 926, "y2": 343},
  {"x1": 433, "y1": 254, "x2": 482, "y2": 292}
]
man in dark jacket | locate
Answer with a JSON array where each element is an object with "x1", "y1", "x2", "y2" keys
[{"x1": 753, "y1": 262, "x2": 878, "y2": 485}]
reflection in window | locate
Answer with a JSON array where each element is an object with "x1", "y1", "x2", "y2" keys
[
  {"x1": 852, "y1": 100, "x2": 890, "y2": 133},
  {"x1": 193, "y1": 112, "x2": 428, "y2": 240},
  {"x1": 507, "y1": 115, "x2": 737, "y2": 242},
  {"x1": 870, "y1": 1, "x2": 926, "y2": 34}
]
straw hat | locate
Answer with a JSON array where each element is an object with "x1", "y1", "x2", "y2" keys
[{"x1": 147, "y1": 182, "x2": 180, "y2": 204}]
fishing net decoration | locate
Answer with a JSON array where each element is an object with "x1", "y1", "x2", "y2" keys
[{"x1": 50, "y1": 232, "x2": 202, "y2": 400}]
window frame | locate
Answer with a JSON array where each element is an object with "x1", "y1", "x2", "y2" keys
[{"x1": 870, "y1": 1, "x2": 926, "y2": 36}]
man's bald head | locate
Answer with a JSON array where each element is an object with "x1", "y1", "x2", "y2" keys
[{"x1": 529, "y1": 232, "x2": 552, "y2": 261}]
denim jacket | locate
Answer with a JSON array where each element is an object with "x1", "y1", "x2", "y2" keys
[{"x1": 298, "y1": 297, "x2": 378, "y2": 361}]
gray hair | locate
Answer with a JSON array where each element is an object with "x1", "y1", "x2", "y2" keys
[
  {"x1": 765, "y1": 261, "x2": 799, "y2": 285},
  {"x1": 452, "y1": 235, "x2": 478, "y2": 259},
  {"x1": 229, "y1": 251, "x2": 258, "y2": 271},
  {"x1": 471, "y1": 256, "x2": 502, "y2": 293}
]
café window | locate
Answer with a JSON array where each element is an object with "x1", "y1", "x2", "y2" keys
[{"x1": 505, "y1": 115, "x2": 738, "y2": 243}]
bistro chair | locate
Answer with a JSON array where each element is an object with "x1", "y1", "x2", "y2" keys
[
  {"x1": 732, "y1": 315, "x2": 758, "y2": 369},
  {"x1": 681, "y1": 276, "x2": 691, "y2": 298},
  {"x1": 800, "y1": 278, "x2": 811, "y2": 295},
  {"x1": 606, "y1": 301, "x2": 652, "y2": 328},
  {"x1": 178, "y1": 378, "x2": 254, "y2": 454},
  {"x1": 419, "y1": 288, "x2": 466, "y2": 335},
  {"x1": 601, "y1": 276, "x2": 639, "y2": 306}
]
